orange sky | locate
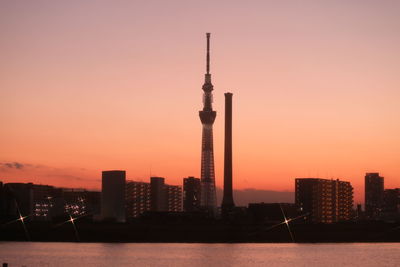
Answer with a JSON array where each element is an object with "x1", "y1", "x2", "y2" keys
[{"x1": 1, "y1": 1, "x2": 400, "y2": 204}]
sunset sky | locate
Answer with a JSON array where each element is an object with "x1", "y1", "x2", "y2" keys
[{"x1": 1, "y1": 1, "x2": 399, "y2": 204}]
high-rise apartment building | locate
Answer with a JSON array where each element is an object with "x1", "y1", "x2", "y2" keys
[
  {"x1": 183, "y1": 177, "x2": 201, "y2": 212},
  {"x1": 126, "y1": 181, "x2": 151, "y2": 218},
  {"x1": 365, "y1": 172, "x2": 384, "y2": 219},
  {"x1": 101, "y1": 170, "x2": 126, "y2": 222},
  {"x1": 150, "y1": 177, "x2": 167, "y2": 212},
  {"x1": 383, "y1": 188, "x2": 400, "y2": 213},
  {"x1": 125, "y1": 177, "x2": 182, "y2": 217},
  {"x1": 295, "y1": 178, "x2": 353, "y2": 223},
  {"x1": 166, "y1": 185, "x2": 182, "y2": 212},
  {"x1": 335, "y1": 180, "x2": 353, "y2": 221}
]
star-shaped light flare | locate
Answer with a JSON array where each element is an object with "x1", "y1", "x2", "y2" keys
[
  {"x1": 55, "y1": 212, "x2": 93, "y2": 242},
  {"x1": 2, "y1": 201, "x2": 31, "y2": 241},
  {"x1": 68, "y1": 214, "x2": 80, "y2": 241},
  {"x1": 19, "y1": 211, "x2": 30, "y2": 240},
  {"x1": 3, "y1": 212, "x2": 31, "y2": 240},
  {"x1": 280, "y1": 204, "x2": 294, "y2": 242},
  {"x1": 260, "y1": 208, "x2": 311, "y2": 242}
]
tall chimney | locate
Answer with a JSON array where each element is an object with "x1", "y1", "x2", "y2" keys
[{"x1": 222, "y1": 92, "x2": 235, "y2": 216}]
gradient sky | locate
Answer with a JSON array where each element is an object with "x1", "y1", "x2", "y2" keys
[{"x1": 1, "y1": 1, "x2": 400, "y2": 204}]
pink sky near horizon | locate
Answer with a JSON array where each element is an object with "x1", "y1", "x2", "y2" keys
[{"x1": 1, "y1": 1, "x2": 400, "y2": 204}]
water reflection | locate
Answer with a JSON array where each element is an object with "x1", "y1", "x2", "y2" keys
[{"x1": 0, "y1": 242, "x2": 399, "y2": 267}]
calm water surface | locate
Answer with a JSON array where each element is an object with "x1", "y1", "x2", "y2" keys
[{"x1": 0, "y1": 242, "x2": 399, "y2": 267}]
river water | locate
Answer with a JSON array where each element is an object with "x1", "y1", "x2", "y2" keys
[{"x1": 0, "y1": 242, "x2": 399, "y2": 267}]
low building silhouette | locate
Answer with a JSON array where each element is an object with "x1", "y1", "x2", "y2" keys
[
  {"x1": 248, "y1": 203, "x2": 299, "y2": 223},
  {"x1": 1, "y1": 182, "x2": 99, "y2": 221},
  {"x1": 3, "y1": 183, "x2": 61, "y2": 220},
  {"x1": 0, "y1": 181, "x2": 4, "y2": 219}
]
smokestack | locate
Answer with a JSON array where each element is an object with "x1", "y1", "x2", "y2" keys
[{"x1": 222, "y1": 92, "x2": 235, "y2": 216}]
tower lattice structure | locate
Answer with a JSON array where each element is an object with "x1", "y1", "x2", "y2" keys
[{"x1": 199, "y1": 33, "x2": 217, "y2": 215}]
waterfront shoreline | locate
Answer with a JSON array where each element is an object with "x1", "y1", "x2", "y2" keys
[{"x1": 2, "y1": 221, "x2": 399, "y2": 243}]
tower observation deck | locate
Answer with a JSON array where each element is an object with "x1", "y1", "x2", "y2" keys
[{"x1": 199, "y1": 33, "x2": 217, "y2": 215}]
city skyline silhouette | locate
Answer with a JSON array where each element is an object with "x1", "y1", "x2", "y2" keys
[
  {"x1": 2, "y1": 7, "x2": 400, "y2": 267},
  {"x1": 1, "y1": 1, "x2": 400, "y2": 205}
]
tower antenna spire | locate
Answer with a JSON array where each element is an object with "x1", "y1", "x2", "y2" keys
[
  {"x1": 199, "y1": 32, "x2": 217, "y2": 216},
  {"x1": 206, "y1": 32, "x2": 210, "y2": 74}
]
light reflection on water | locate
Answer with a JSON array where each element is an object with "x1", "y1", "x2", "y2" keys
[{"x1": 0, "y1": 242, "x2": 399, "y2": 267}]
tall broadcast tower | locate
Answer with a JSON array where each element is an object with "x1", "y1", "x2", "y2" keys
[{"x1": 199, "y1": 33, "x2": 217, "y2": 214}]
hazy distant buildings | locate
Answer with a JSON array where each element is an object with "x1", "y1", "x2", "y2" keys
[
  {"x1": 101, "y1": 170, "x2": 126, "y2": 222},
  {"x1": 365, "y1": 173, "x2": 384, "y2": 219},
  {"x1": 183, "y1": 177, "x2": 201, "y2": 212},
  {"x1": 126, "y1": 181, "x2": 151, "y2": 218},
  {"x1": 295, "y1": 178, "x2": 353, "y2": 223}
]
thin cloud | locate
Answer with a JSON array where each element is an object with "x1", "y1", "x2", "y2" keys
[
  {"x1": 0, "y1": 162, "x2": 28, "y2": 170},
  {"x1": 45, "y1": 174, "x2": 100, "y2": 182}
]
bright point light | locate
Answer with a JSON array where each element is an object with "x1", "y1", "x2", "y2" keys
[{"x1": 18, "y1": 214, "x2": 27, "y2": 222}]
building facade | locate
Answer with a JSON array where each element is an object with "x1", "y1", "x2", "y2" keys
[
  {"x1": 382, "y1": 188, "x2": 400, "y2": 221},
  {"x1": 183, "y1": 177, "x2": 201, "y2": 212},
  {"x1": 150, "y1": 177, "x2": 167, "y2": 212},
  {"x1": 101, "y1": 170, "x2": 126, "y2": 222},
  {"x1": 166, "y1": 184, "x2": 182, "y2": 212},
  {"x1": 126, "y1": 177, "x2": 182, "y2": 218},
  {"x1": 335, "y1": 180, "x2": 354, "y2": 221},
  {"x1": 126, "y1": 181, "x2": 151, "y2": 218},
  {"x1": 1, "y1": 182, "x2": 99, "y2": 221},
  {"x1": 365, "y1": 172, "x2": 384, "y2": 219},
  {"x1": 383, "y1": 188, "x2": 400, "y2": 212},
  {"x1": 295, "y1": 178, "x2": 353, "y2": 223}
]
